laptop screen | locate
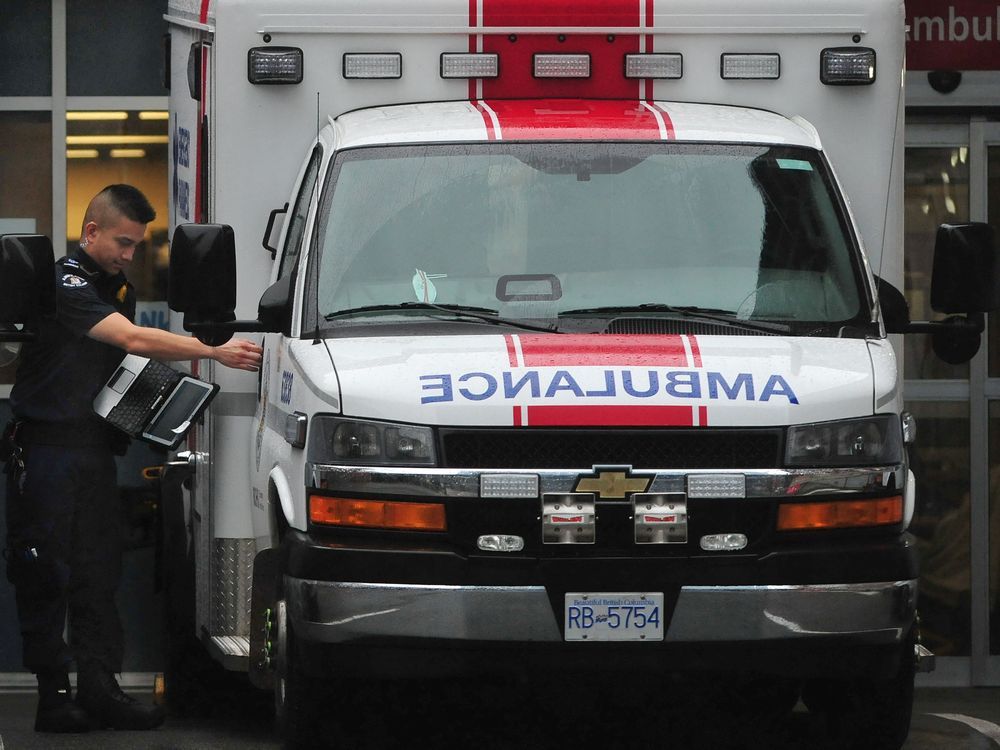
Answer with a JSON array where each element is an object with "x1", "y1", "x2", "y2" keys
[{"x1": 143, "y1": 377, "x2": 216, "y2": 446}]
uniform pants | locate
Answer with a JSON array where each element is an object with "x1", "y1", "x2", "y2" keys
[{"x1": 4, "y1": 442, "x2": 124, "y2": 673}]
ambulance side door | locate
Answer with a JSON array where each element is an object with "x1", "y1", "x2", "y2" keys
[{"x1": 253, "y1": 144, "x2": 323, "y2": 543}]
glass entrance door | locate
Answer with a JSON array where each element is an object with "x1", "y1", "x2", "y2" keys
[
  {"x1": 907, "y1": 120, "x2": 1000, "y2": 686},
  {"x1": 905, "y1": 124, "x2": 972, "y2": 686}
]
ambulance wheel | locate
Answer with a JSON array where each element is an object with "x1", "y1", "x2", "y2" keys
[
  {"x1": 274, "y1": 609, "x2": 332, "y2": 749},
  {"x1": 803, "y1": 628, "x2": 915, "y2": 750}
]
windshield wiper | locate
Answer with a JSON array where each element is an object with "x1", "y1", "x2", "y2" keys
[
  {"x1": 558, "y1": 304, "x2": 790, "y2": 333},
  {"x1": 324, "y1": 302, "x2": 496, "y2": 318},
  {"x1": 324, "y1": 302, "x2": 559, "y2": 333}
]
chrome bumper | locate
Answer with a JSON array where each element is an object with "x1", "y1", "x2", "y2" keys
[{"x1": 286, "y1": 578, "x2": 916, "y2": 645}]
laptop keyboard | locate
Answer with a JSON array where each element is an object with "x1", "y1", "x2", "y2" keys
[{"x1": 106, "y1": 361, "x2": 178, "y2": 435}]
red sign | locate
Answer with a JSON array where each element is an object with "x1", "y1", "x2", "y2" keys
[{"x1": 906, "y1": 0, "x2": 1000, "y2": 70}]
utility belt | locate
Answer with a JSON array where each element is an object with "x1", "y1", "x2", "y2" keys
[{"x1": 2, "y1": 420, "x2": 120, "y2": 467}]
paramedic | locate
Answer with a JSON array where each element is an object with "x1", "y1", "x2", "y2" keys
[{"x1": 3, "y1": 184, "x2": 262, "y2": 733}]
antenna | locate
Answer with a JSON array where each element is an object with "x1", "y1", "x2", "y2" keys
[{"x1": 872, "y1": 83, "x2": 905, "y2": 327}]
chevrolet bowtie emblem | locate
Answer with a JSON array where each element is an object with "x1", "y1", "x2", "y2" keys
[{"x1": 574, "y1": 467, "x2": 651, "y2": 499}]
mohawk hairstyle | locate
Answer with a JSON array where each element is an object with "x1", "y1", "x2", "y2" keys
[{"x1": 87, "y1": 184, "x2": 157, "y2": 226}]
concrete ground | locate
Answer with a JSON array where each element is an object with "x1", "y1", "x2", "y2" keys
[{"x1": 0, "y1": 680, "x2": 997, "y2": 749}]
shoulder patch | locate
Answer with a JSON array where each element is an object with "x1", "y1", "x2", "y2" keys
[{"x1": 61, "y1": 274, "x2": 88, "y2": 289}]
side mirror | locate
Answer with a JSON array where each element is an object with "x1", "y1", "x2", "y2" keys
[
  {"x1": 168, "y1": 224, "x2": 238, "y2": 345},
  {"x1": 931, "y1": 222, "x2": 1000, "y2": 314},
  {"x1": 875, "y1": 277, "x2": 910, "y2": 334},
  {"x1": 0, "y1": 234, "x2": 56, "y2": 339},
  {"x1": 932, "y1": 317, "x2": 983, "y2": 364},
  {"x1": 881, "y1": 224, "x2": 997, "y2": 364},
  {"x1": 258, "y1": 275, "x2": 293, "y2": 335}
]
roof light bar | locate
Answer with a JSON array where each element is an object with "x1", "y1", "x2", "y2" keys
[
  {"x1": 534, "y1": 53, "x2": 590, "y2": 79},
  {"x1": 821, "y1": 47, "x2": 876, "y2": 85},
  {"x1": 343, "y1": 53, "x2": 402, "y2": 79},
  {"x1": 721, "y1": 53, "x2": 780, "y2": 80},
  {"x1": 441, "y1": 53, "x2": 499, "y2": 79},
  {"x1": 247, "y1": 47, "x2": 303, "y2": 85},
  {"x1": 624, "y1": 53, "x2": 683, "y2": 80}
]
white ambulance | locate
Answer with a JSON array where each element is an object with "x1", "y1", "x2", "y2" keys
[{"x1": 163, "y1": 0, "x2": 997, "y2": 747}]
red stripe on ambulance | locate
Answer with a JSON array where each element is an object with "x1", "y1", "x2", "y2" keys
[
  {"x1": 481, "y1": 0, "x2": 639, "y2": 26},
  {"x1": 480, "y1": 0, "x2": 640, "y2": 98},
  {"x1": 468, "y1": 0, "x2": 480, "y2": 100},
  {"x1": 502, "y1": 334, "x2": 708, "y2": 427},
  {"x1": 643, "y1": 0, "x2": 655, "y2": 101},
  {"x1": 516, "y1": 334, "x2": 690, "y2": 367},
  {"x1": 476, "y1": 99, "x2": 669, "y2": 140},
  {"x1": 469, "y1": 0, "x2": 673, "y2": 133}
]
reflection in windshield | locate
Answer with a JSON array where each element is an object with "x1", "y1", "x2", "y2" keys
[{"x1": 314, "y1": 143, "x2": 864, "y2": 330}]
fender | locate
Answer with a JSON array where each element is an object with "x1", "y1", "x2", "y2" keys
[
  {"x1": 268, "y1": 466, "x2": 299, "y2": 533},
  {"x1": 904, "y1": 469, "x2": 916, "y2": 530}
]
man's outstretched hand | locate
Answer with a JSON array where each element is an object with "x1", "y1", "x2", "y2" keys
[{"x1": 213, "y1": 338, "x2": 264, "y2": 371}]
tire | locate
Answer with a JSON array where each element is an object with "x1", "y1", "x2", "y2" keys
[
  {"x1": 803, "y1": 629, "x2": 916, "y2": 750},
  {"x1": 274, "y1": 605, "x2": 330, "y2": 749}
]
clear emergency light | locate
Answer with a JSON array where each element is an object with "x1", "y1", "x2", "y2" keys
[
  {"x1": 624, "y1": 53, "x2": 683, "y2": 79},
  {"x1": 820, "y1": 47, "x2": 876, "y2": 85},
  {"x1": 686, "y1": 474, "x2": 746, "y2": 499},
  {"x1": 441, "y1": 53, "x2": 499, "y2": 79},
  {"x1": 533, "y1": 54, "x2": 591, "y2": 79},
  {"x1": 721, "y1": 53, "x2": 780, "y2": 80},
  {"x1": 480, "y1": 474, "x2": 539, "y2": 499},
  {"x1": 247, "y1": 47, "x2": 303, "y2": 84},
  {"x1": 343, "y1": 53, "x2": 402, "y2": 79}
]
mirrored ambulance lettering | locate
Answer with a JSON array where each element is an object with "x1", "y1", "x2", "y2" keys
[{"x1": 419, "y1": 370, "x2": 798, "y2": 405}]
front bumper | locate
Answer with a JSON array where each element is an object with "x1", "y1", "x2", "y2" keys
[
  {"x1": 286, "y1": 577, "x2": 915, "y2": 646},
  {"x1": 287, "y1": 461, "x2": 917, "y2": 677}
]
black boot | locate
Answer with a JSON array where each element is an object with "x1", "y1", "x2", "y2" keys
[
  {"x1": 34, "y1": 671, "x2": 91, "y2": 733},
  {"x1": 76, "y1": 662, "x2": 165, "y2": 730}
]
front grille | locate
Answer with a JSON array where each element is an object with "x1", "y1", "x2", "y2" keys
[{"x1": 440, "y1": 428, "x2": 782, "y2": 469}]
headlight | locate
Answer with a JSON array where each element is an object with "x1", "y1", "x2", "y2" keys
[
  {"x1": 785, "y1": 415, "x2": 902, "y2": 467},
  {"x1": 308, "y1": 416, "x2": 436, "y2": 466}
]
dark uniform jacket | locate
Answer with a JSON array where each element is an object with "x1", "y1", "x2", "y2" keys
[{"x1": 10, "y1": 247, "x2": 136, "y2": 434}]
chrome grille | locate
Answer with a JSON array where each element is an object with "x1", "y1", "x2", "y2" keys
[{"x1": 440, "y1": 428, "x2": 782, "y2": 469}]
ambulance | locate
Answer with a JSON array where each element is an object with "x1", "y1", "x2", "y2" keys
[{"x1": 162, "y1": 0, "x2": 997, "y2": 746}]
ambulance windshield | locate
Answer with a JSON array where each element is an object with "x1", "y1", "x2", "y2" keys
[{"x1": 313, "y1": 142, "x2": 866, "y2": 333}]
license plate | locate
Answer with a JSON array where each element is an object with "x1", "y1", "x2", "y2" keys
[{"x1": 564, "y1": 593, "x2": 665, "y2": 642}]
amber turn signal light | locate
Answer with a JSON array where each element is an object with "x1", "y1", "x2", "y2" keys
[
  {"x1": 309, "y1": 496, "x2": 447, "y2": 532},
  {"x1": 777, "y1": 496, "x2": 903, "y2": 531}
]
